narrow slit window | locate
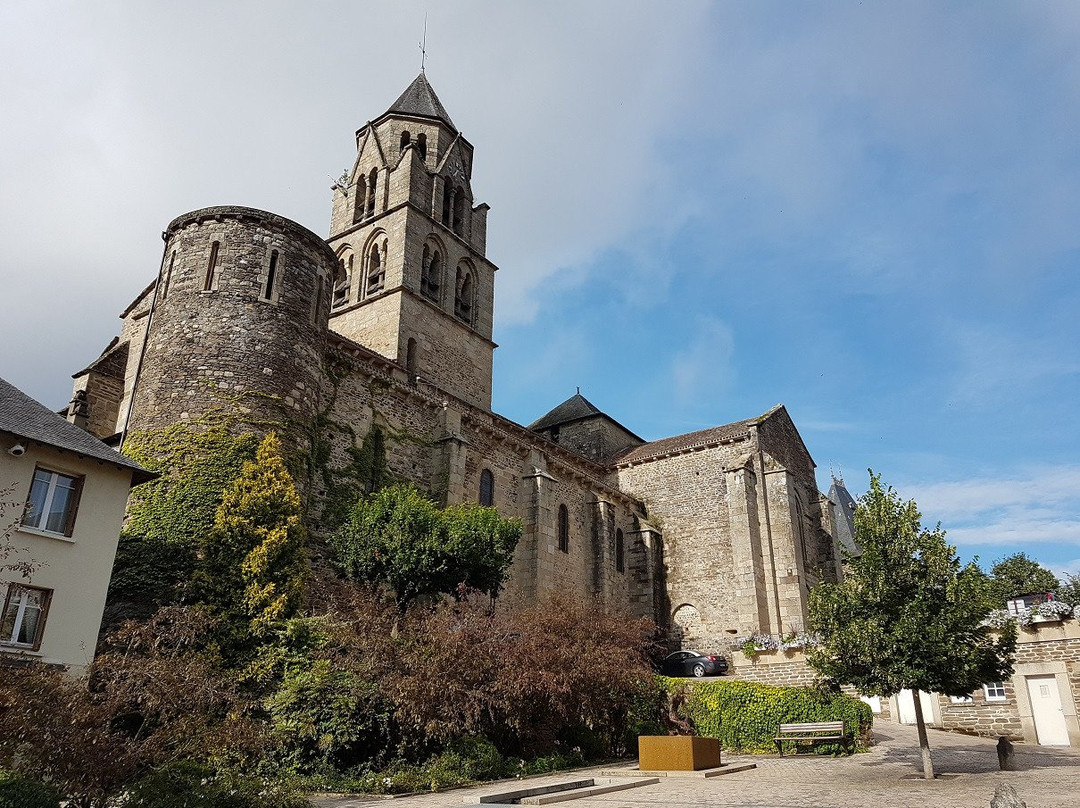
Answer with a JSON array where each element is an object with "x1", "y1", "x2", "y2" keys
[
  {"x1": 263, "y1": 250, "x2": 279, "y2": 301},
  {"x1": 406, "y1": 337, "x2": 418, "y2": 378},
  {"x1": 616, "y1": 528, "x2": 625, "y2": 573},
  {"x1": 558, "y1": 504, "x2": 569, "y2": 553},
  {"x1": 479, "y1": 469, "x2": 494, "y2": 506},
  {"x1": 204, "y1": 240, "x2": 220, "y2": 291}
]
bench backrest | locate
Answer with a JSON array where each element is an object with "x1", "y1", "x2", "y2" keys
[{"x1": 778, "y1": 721, "x2": 846, "y2": 734}]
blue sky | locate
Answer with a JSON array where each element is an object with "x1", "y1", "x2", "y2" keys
[{"x1": 2, "y1": 2, "x2": 1078, "y2": 575}]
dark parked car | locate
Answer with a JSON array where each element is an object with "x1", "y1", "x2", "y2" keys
[{"x1": 661, "y1": 649, "x2": 729, "y2": 677}]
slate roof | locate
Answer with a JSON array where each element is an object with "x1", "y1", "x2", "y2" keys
[
  {"x1": 384, "y1": 72, "x2": 457, "y2": 131},
  {"x1": 828, "y1": 475, "x2": 862, "y2": 558},
  {"x1": 612, "y1": 405, "x2": 788, "y2": 466},
  {"x1": 527, "y1": 393, "x2": 603, "y2": 431},
  {"x1": 0, "y1": 376, "x2": 152, "y2": 484}
]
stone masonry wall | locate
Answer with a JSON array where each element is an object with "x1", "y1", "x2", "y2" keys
[
  {"x1": 128, "y1": 206, "x2": 336, "y2": 453},
  {"x1": 316, "y1": 339, "x2": 652, "y2": 618}
]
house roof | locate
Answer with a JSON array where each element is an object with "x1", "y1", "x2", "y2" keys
[
  {"x1": 383, "y1": 72, "x2": 457, "y2": 131},
  {"x1": 0, "y1": 376, "x2": 153, "y2": 484}
]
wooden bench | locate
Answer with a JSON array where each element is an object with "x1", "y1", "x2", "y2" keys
[{"x1": 773, "y1": 721, "x2": 852, "y2": 756}]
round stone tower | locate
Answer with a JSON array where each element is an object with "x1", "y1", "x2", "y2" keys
[{"x1": 127, "y1": 206, "x2": 337, "y2": 450}]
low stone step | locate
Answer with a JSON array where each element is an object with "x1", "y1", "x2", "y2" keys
[
  {"x1": 471, "y1": 778, "x2": 595, "y2": 804},
  {"x1": 518, "y1": 778, "x2": 659, "y2": 805},
  {"x1": 600, "y1": 763, "x2": 757, "y2": 778}
]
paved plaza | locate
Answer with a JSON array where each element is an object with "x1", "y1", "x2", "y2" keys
[{"x1": 314, "y1": 722, "x2": 1080, "y2": 808}]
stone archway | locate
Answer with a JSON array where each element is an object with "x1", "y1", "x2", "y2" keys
[{"x1": 672, "y1": 603, "x2": 704, "y2": 649}]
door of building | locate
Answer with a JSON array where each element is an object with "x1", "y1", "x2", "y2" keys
[{"x1": 1026, "y1": 675, "x2": 1070, "y2": 745}]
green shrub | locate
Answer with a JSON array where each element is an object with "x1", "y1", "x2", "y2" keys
[
  {"x1": 0, "y1": 770, "x2": 59, "y2": 808},
  {"x1": 123, "y1": 761, "x2": 309, "y2": 808},
  {"x1": 668, "y1": 678, "x2": 872, "y2": 754}
]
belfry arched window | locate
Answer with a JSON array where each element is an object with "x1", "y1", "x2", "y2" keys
[
  {"x1": 558, "y1": 504, "x2": 569, "y2": 553},
  {"x1": 441, "y1": 182, "x2": 453, "y2": 227},
  {"x1": 332, "y1": 252, "x2": 352, "y2": 309},
  {"x1": 400, "y1": 130, "x2": 411, "y2": 151},
  {"x1": 353, "y1": 174, "x2": 367, "y2": 222},
  {"x1": 366, "y1": 241, "x2": 385, "y2": 296},
  {"x1": 366, "y1": 168, "x2": 377, "y2": 217},
  {"x1": 479, "y1": 469, "x2": 494, "y2": 507},
  {"x1": 421, "y1": 244, "x2": 441, "y2": 302},
  {"x1": 455, "y1": 266, "x2": 473, "y2": 324},
  {"x1": 417, "y1": 133, "x2": 427, "y2": 161}
]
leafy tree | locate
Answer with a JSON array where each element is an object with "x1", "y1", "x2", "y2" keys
[
  {"x1": 1058, "y1": 572, "x2": 1080, "y2": 606},
  {"x1": 988, "y1": 552, "x2": 1060, "y2": 605},
  {"x1": 194, "y1": 432, "x2": 308, "y2": 641},
  {"x1": 330, "y1": 484, "x2": 521, "y2": 614},
  {"x1": 0, "y1": 484, "x2": 37, "y2": 581},
  {"x1": 808, "y1": 472, "x2": 1016, "y2": 780}
]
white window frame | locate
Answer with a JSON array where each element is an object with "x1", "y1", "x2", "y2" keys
[
  {"x1": 22, "y1": 467, "x2": 82, "y2": 538},
  {"x1": 0, "y1": 584, "x2": 51, "y2": 650},
  {"x1": 983, "y1": 682, "x2": 1007, "y2": 702}
]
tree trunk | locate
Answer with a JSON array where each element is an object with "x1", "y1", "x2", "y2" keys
[{"x1": 911, "y1": 690, "x2": 935, "y2": 780}]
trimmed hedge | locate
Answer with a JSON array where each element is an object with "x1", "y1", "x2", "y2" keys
[{"x1": 664, "y1": 678, "x2": 873, "y2": 754}]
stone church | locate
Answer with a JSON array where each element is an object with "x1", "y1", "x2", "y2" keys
[{"x1": 64, "y1": 73, "x2": 843, "y2": 652}]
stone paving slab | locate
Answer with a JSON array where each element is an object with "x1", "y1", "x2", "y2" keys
[{"x1": 313, "y1": 722, "x2": 1080, "y2": 808}]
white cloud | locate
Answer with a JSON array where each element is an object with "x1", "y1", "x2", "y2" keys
[{"x1": 901, "y1": 466, "x2": 1080, "y2": 550}]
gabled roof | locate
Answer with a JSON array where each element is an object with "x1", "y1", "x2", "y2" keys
[
  {"x1": 383, "y1": 72, "x2": 456, "y2": 131},
  {"x1": 0, "y1": 376, "x2": 152, "y2": 484},
  {"x1": 613, "y1": 415, "x2": 758, "y2": 466},
  {"x1": 528, "y1": 393, "x2": 602, "y2": 432}
]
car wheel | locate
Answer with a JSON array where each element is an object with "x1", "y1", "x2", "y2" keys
[{"x1": 692, "y1": 663, "x2": 706, "y2": 677}]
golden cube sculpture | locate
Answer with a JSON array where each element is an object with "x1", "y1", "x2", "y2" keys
[{"x1": 638, "y1": 736, "x2": 721, "y2": 771}]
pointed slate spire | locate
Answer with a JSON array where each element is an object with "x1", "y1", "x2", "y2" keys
[{"x1": 384, "y1": 72, "x2": 457, "y2": 131}]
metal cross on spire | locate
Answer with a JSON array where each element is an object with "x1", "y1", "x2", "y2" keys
[{"x1": 419, "y1": 14, "x2": 428, "y2": 73}]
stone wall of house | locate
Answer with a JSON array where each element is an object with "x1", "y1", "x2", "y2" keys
[
  {"x1": 729, "y1": 652, "x2": 818, "y2": 687},
  {"x1": 127, "y1": 206, "x2": 336, "y2": 452}
]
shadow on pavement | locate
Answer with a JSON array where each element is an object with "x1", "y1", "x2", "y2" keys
[{"x1": 866, "y1": 724, "x2": 1080, "y2": 773}]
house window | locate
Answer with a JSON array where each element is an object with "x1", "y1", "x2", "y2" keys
[
  {"x1": 23, "y1": 468, "x2": 82, "y2": 537},
  {"x1": 262, "y1": 250, "x2": 279, "y2": 301},
  {"x1": 616, "y1": 528, "x2": 625, "y2": 573},
  {"x1": 204, "y1": 240, "x2": 220, "y2": 291},
  {"x1": 479, "y1": 469, "x2": 494, "y2": 507},
  {"x1": 1, "y1": 585, "x2": 51, "y2": 650},
  {"x1": 558, "y1": 504, "x2": 569, "y2": 553},
  {"x1": 984, "y1": 682, "x2": 1007, "y2": 702}
]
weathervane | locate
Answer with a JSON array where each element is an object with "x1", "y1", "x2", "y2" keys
[{"x1": 419, "y1": 14, "x2": 428, "y2": 73}]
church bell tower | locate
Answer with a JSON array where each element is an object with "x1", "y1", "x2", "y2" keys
[{"x1": 327, "y1": 73, "x2": 497, "y2": 411}]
